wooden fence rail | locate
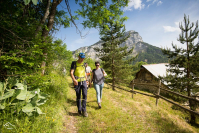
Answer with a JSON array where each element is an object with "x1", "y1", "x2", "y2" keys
[
  {"x1": 132, "y1": 90, "x2": 156, "y2": 98},
  {"x1": 106, "y1": 82, "x2": 156, "y2": 98},
  {"x1": 105, "y1": 78, "x2": 199, "y2": 117},
  {"x1": 153, "y1": 93, "x2": 199, "y2": 116},
  {"x1": 106, "y1": 83, "x2": 132, "y2": 93},
  {"x1": 160, "y1": 87, "x2": 199, "y2": 103},
  {"x1": 132, "y1": 83, "x2": 159, "y2": 87}
]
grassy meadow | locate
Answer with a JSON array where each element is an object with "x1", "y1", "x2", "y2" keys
[
  {"x1": 1, "y1": 75, "x2": 199, "y2": 133},
  {"x1": 63, "y1": 77, "x2": 199, "y2": 133}
]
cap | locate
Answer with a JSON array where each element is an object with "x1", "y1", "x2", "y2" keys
[{"x1": 79, "y1": 53, "x2": 85, "y2": 58}]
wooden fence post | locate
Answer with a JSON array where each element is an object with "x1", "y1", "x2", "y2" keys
[
  {"x1": 156, "y1": 80, "x2": 161, "y2": 106},
  {"x1": 132, "y1": 80, "x2": 134, "y2": 98}
]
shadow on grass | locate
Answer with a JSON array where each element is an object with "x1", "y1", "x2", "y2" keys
[
  {"x1": 87, "y1": 100, "x2": 96, "y2": 103},
  {"x1": 70, "y1": 85, "x2": 75, "y2": 89},
  {"x1": 86, "y1": 104, "x2": 101, "y2": 110},
  {"x1": 68, "y1": 112, "x2": 80, "y2": 116},
  {"x1": 67, "y1": 98, "x2": 76, "y2": 106},
  {"x1": 153, "y1": 114, "x2": 198, "y2": 133},
  {"x1": 190, "y1": 122, "x2": 199, "y2": 128},
  {"x1": 67, "y1": 98, "x2": 99, "y2": 110}
]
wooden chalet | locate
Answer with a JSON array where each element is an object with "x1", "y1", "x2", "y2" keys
[{"x1": 134, "y1": 63, "x2": 169, "y2": 93}]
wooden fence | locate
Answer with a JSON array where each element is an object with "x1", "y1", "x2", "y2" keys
[{"x1": 105, "y1": 79, "x2": 199, "y2": 116}]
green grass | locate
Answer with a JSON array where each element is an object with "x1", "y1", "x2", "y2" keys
[
  {"x1": 1, "y1": 75, "x2": 199, "y2": 133},
  {"x1": 65, "y1": 78, "x2": 199, "y2": 133}
]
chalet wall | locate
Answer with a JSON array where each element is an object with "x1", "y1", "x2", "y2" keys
[{"x1": 134, "y1": 67, "x2": 169, "y2": 94}]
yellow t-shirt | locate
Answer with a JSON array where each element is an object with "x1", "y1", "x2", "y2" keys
[{"x1": 74, "y1": 62, "x2": 86, "y2": 82}]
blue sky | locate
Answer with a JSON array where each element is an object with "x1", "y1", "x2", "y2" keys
[{"x1": 55, "y1": 0, "x2": 199, "y2": 51}]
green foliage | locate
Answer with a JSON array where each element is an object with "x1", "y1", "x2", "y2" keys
[
  {"x1": 160, "y1": 14, "x2": 199, "y2": 95},
  {"x1": 0, "y1": 0, "x2": 46, "y2": 80},
  {"x1": 52, "y1": 10, "x2": 73, "y2": 32},
  {"x1": 0, "y1": 0, "x2": 75, "y2": 79},
  {"x1": 0, "y1": 71, "x2": 68, "y2": 133},
  {"x1": 46, "y1": 39, "x2": 73, "y2": 76},
  {"x1": 95, "y1": 13, "x2": 137, "y2": 88},
  {"x1": 75, "y1": 0, "x2": 129, "y2": 29},
  {"x1": 23, "y1": 0, "x2": 42, "y2": 5},
  {"x1": 160, "y1": 14, "x2": 199, "y2": 124},
  {"x1": 0, "y1": 78, "x2": 48, "y2": 116}
]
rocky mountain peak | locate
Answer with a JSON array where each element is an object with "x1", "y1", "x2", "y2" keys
[{"x1": 72, "y1": 30, "x2": 146, "y2": 60}]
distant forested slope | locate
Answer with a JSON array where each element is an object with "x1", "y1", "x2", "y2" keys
[{"x1": 131, "y1": 42, "x2": 169, "y2": 64}]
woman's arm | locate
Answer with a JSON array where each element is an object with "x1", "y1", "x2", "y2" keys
[{"x1": 103, "y1": 70, "x2": 107, "y2": 76}]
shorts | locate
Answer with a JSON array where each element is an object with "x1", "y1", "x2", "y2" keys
[{"x1": 87, "y1": 75, "x2": 91, "y2": 81}]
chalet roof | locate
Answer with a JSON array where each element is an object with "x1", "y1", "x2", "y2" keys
[
  {"x1": 140, "y1": 63, "x2": 199, "y2": 94},
  {"x1": 141, "y1": 63, "x2": 169, "y2": 78},
  {"x1": 141, "y1": 63, "x2": 188, "y2": 79},
  {"x1": 141, "y1": 63, "x2": 176, "y2": 86}
]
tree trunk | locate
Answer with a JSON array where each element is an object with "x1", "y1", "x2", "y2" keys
[
  {"x1": 189, "y1": 98, "x2": 197, "y2": 124},
  {"x1": 112, "y1": 58, "x2": 115, "y2": 91},
  {"x1": 41, "y1": 53, "x2": 47, "y2": 75},
  {"x1": 41, "y1": 0, "x2": 62, "y2": 75},
  {"x1": 35, "y1": 0, "x2": 51, "y2": 36},
  {"x1": 185, "y1": 23, "x2": 196, "y2": 124},
  {"x1": 42, "y1": 0, "x2": 62, "y2": 38},
  {"x1": 111, "y1": 33, "x2": 115, "y2": 90}
]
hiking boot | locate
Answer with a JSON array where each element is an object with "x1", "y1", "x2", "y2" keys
[
  {"x1": 78, "y1": 111, "x2": 82, "y2": 116},
  {"x1": 82, "y1": 111, "x2": 88, "y2": 117},
  {"x1": 98, "y1": 103, "x2": 101, "y2": 109}
]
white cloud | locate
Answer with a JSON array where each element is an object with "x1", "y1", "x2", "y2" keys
[
  {"x1": 147, "y1": 4, "x2": 151, "y2": 8},
  {"x1": 152, "y1": 0, "x2": 158, "y2": 4},
  {"x1": 124, "y1": 0, "x2": 145, "y2": 11},
  {"x1": 157, "y1": 1, "x2": 163, "y2": 6},
  {"x1": 147, "y1": 0, "x2": 162, "y2": 8},
  {"x1": 163, "y1": 25, "x2": 180, "y2": 32}
]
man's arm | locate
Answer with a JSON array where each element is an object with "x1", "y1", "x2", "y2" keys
[
  {"x1": 85, "y1": 72, "x2": 87, "y2": 80},
  {"x1": 70, "y1": 61, "x2": 78, "y2": 86},
  {"x1": 70, "y1": 69, "x2": 78, "y2": 85}
]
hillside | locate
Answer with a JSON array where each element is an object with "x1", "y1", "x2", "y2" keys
[
  {"x1": 72, "y1": 30, "x2": 169, "y2": 64},
  {"x1": 62, "y1": 77, "x2": 199, "y2": 133},
  {"x1": 132, "y1": 42, "x2": 169, "y2": 64}
]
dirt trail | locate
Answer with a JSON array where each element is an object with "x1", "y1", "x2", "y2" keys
[{"x1": 61, "y1": 78, "x2": 78, "y2": 133}]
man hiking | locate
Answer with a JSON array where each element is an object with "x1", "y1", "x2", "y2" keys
[{"x1": 70, "y1": 53, "x2": 88, "y2": 117}]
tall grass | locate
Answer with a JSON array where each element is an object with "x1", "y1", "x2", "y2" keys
[{"x1": 0, "y1": 71, "x2": 68, "y2": 133}]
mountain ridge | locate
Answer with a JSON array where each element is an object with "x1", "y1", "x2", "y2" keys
[{"x1": 72, "y1": 30, "x2": 168, "y2": 64}]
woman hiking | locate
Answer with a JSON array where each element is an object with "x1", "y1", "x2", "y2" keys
[{"x1": 91, "y1": 61, "x2": 107, "y2": 109}]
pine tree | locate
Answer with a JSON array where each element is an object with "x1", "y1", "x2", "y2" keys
[
  {"x1": 161, "y1": 14, "x2": 199, "y2": 124},
  {"x1": 95, "y1": 19, "x2": 137, "y2": 90}
]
